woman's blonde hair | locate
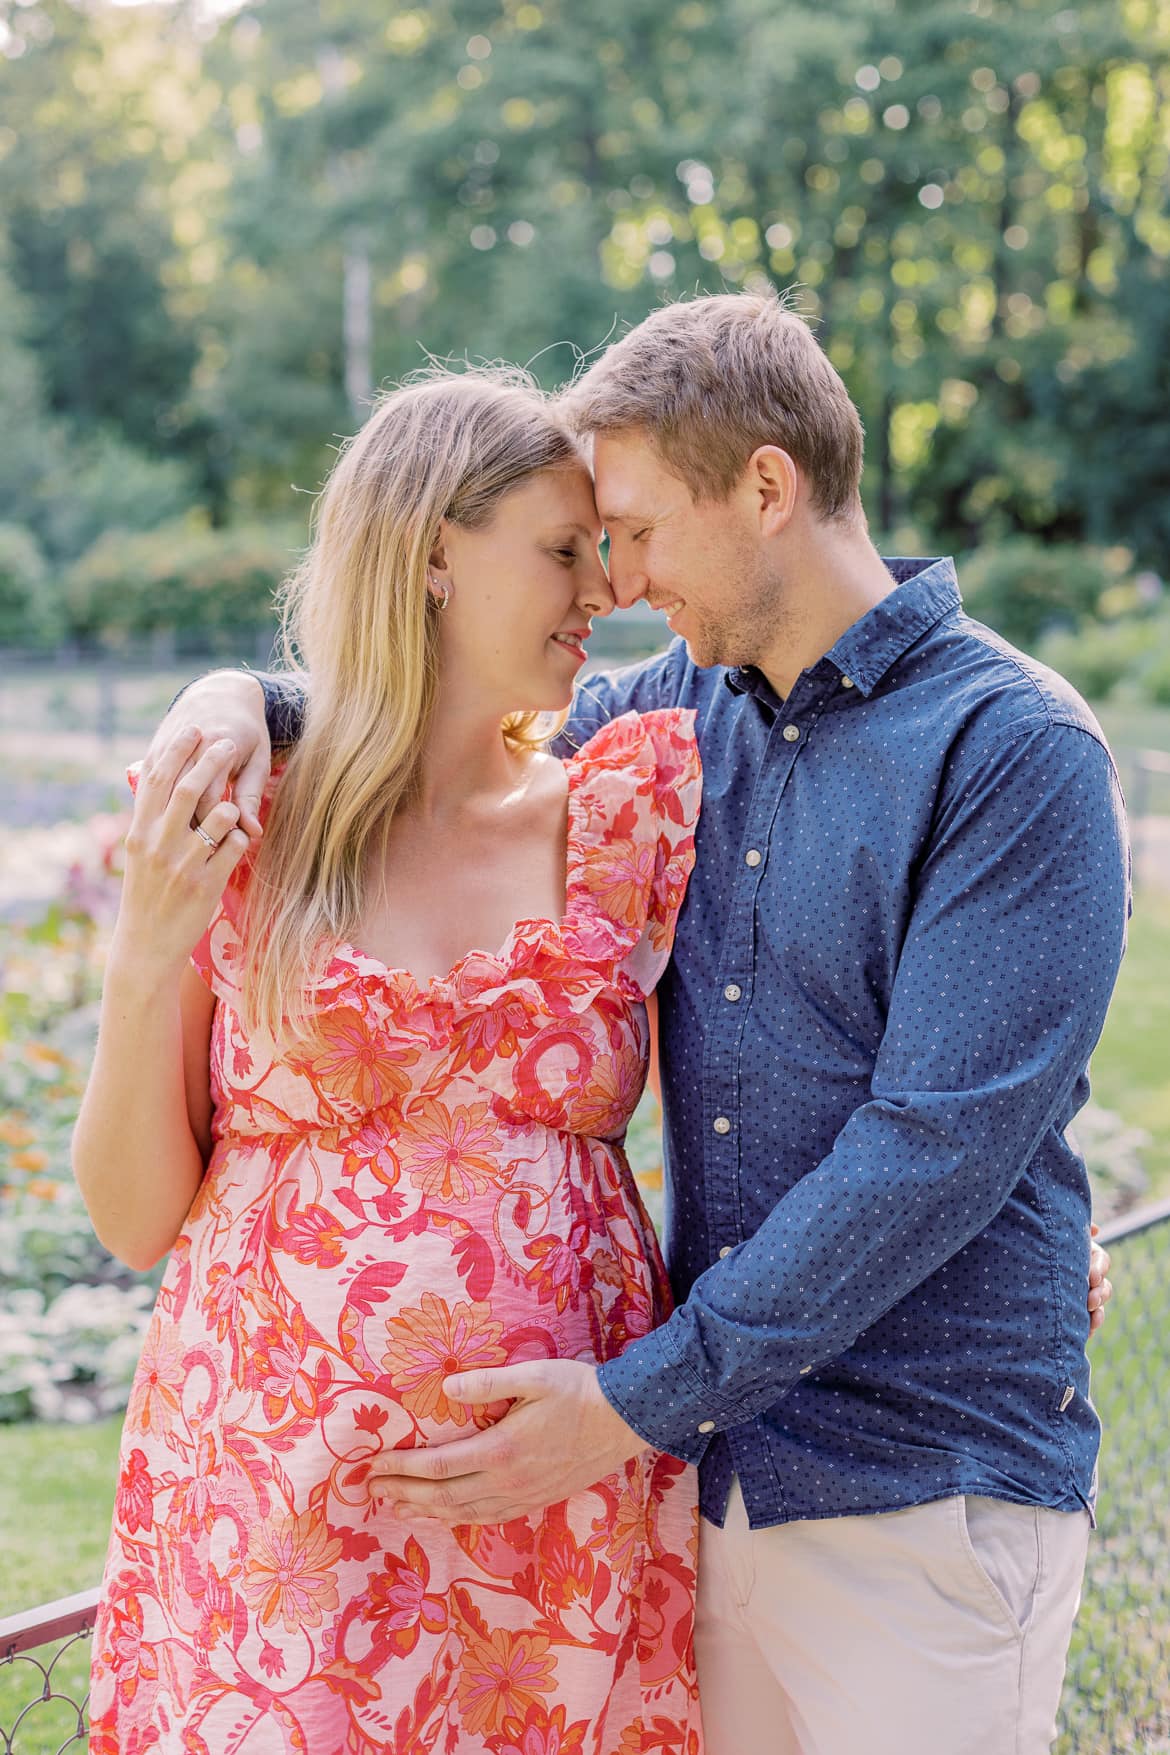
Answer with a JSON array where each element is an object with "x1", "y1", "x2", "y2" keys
[{"x1": 240, "y1": 365, "x2": 583, "y2": 1042}]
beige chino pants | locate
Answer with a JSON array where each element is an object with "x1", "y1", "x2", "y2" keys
[{"x1": 694, "y1": 1480, "x2": 1090, "y2": 1755}]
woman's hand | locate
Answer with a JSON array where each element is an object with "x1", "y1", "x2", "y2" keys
[
  {"x1": 1088, "y1": 1222, "x2": 1113, "y2": 1339},
  {"x1": 144, "y1": 671, "x2": 271, "y2": 837},
  {"x1": 115, "y1": 726, "x2": 253, "y2": 979}
]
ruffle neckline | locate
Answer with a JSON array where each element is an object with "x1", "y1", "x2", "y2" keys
[{"x1": 295, "y1": 710, "x2": 673, "y2": 1033}]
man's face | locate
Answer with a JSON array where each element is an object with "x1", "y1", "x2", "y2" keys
[{"x1": 593, "y1": 430, "x2": 780, "y2": 671}]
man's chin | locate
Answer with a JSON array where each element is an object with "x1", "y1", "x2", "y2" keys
[{"x1": 681, "y1": 633, "x2": 727, "y2": 671}]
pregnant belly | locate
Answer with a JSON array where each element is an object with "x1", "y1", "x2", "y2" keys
[{"x1": 162, "y1": 1134, "x2": 660, "y2": 1464}]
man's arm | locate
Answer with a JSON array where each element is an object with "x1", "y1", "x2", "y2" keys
[
  {"x1": 157, "y1": 639, "x2": 687, "y2": 830},
  {"x1": 372, "y1": 718, "x2": 1127, "y2": 1519},
  {"x1": 597, "y1": 720, "x2": 1129, "y2": 1460},
  {"x1": 552, "y1": 639, "x2": 693, "y2": 753},
  {"x1": 150, "y1": 669, "x2": 306, "y2": 835}
]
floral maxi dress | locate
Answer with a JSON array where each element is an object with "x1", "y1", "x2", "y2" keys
[{"x1": 90, "y1": 709, "x2": 704, "y2": 1755}]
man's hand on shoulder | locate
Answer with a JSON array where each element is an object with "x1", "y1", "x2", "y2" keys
[{"x1": 148, "y1": 670, "x2": 271, "y2": 837}]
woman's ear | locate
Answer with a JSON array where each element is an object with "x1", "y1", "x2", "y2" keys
[{"x1": 428, "y1": 520, "x2": 450, "y2": 576}]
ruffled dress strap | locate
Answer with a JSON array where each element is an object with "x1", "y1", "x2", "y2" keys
[{"x1": 562, "y1": 706, "x2": 701, "y2": 999}]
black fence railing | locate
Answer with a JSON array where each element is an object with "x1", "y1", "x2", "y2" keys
[
  {"x1": 0, "y1": 1590, "x2": 96, "y2": 1754},
  {"x1": 1055, "y1": 1197, "x2": 1170, "y2": 1754},
  {"x1": 2, "y1": 1202, "x2": 1168, "y2": 1754}
]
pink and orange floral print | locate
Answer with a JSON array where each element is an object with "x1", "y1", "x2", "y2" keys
[{"x1": 90, "y1": 709, "x2": 703, "y2": 1755}]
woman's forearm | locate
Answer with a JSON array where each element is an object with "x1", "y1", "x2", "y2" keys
[{"x1": 72, "y1": 946, "x2": 208, "y2": 1272}]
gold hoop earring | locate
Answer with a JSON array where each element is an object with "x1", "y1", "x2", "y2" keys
[{"x1": 428, "y1": 574, "x2": 451, "y2": 611}]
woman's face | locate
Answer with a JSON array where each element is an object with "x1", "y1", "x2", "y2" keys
[{"x1": 436, "y1": 464, "x2": 613, "y2": 713}]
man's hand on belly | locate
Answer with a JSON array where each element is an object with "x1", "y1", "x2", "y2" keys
[{"x1": 366, "y1": 1359, "x2": 648, "y2": 1525}]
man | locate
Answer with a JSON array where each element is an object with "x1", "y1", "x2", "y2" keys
[{"x1": 156, "y1": 292, "x2": 1125, "y2": 1753}]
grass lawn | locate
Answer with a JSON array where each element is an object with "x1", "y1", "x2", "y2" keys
[
  {"x1": 0, "y1": 1416, "x2": 120, "y2": 1755},
  {"x1": 0, "y1": 1415, "x2": 121, "y2": 1614},
  {"x1": 1089, "y1": 873, "x2": 1170, "y2": 1206}
]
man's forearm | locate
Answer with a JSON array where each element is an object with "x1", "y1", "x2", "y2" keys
[{"x1": 169, "y1": 670, "x2": 308, "y2": 748}]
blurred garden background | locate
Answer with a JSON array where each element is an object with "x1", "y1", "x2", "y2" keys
[{"x1": 1, "y1": 0, "x2": 1169, "y2": 1747}]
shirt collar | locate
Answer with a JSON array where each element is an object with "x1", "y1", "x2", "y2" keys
[{"x1": 725, "y1": 556, "x2": 960, "y2": 703}]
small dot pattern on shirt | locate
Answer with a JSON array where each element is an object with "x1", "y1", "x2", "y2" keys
[{"x1": 564, "y1": 559, "x2": 1130, "y2": 1530}]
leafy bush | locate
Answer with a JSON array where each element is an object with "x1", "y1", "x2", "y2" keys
[
  {"x1": 35, "y1": 428, "x2": 199, "y2": 565},
  {"x1": 1037, "y1": 614, "x2": 1168, "y2": 703},
  {"x1": 64, "y1": 518, "x2": 299, "y2": 645},
  {"x1": 0, "y1": 1283, "x2": 153, "y2": 1423},
  {"x1": 0, "y1": 1030, "x2": 157, "y2": 1423},
  {"x1": 961, "y1": 540, "x2": 1130, "y2": 650},
  {"x1": 1134, "y1": 636, "x2": 1170, "y2": 707},
  {"x1": 0, "y1": 522, "x2": 63, "y2": 648}
]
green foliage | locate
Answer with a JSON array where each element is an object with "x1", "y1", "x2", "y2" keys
[
  {"x1": 1135, "y1": 639, "x2": 1170, "y2": 707},
  {"x1": 1038, "y1": 614, "x2": 1164, "y2": 702},
  {"x1": 35, "y1": 428, "x2": 200, "y2": 567},
  {"x1": 64, "y1": 520, "x2": 299, "y2": 645},
  {"x1": 1, "y1": 0, "x2": 1169, "y2": 630},
  {"x1": 0, "y1": 522, "x2": 62, "y2": 648},
  {"x1": 960, "y1": 539, "x2": 1124, "y2": 649},
  {"x1": 1039, "y1": 611, "x2": 1170, "y2": 703}
]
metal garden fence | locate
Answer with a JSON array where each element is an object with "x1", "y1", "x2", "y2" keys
[{"x1": 2, "y1": 1200, "x2": 1168, "y2": 1754}]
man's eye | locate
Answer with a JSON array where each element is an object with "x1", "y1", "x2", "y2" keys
[{"x1": 632, "y1": 528, "x2": 649, "y2": 543}]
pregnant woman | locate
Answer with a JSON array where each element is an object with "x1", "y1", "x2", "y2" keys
[{"x1": 73, "y1": 369, "x2": 703, "y2": 1754}]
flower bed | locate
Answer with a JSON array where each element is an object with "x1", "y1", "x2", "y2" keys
[
  {"x1": 0, "y1": 817, "x2": 157, "y2": 1423},
  {"x1": 0, "y1": 799, "x2": 1150, "y2": 1426}
]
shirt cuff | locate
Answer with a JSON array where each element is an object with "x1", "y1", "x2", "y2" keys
[
  {"x1": 259, "y1": 674, "x2": 307, "y2": 747},
  {"x1": 598, "y1": 1322, "x2": 727, "y2": 1467}
]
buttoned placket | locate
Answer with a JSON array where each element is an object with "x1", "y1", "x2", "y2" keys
[
  {"x1": 700, "y1": 674, "x2": 837, "y2": 1270},
  {"x1": 696, "y1": 670, "x2": 849, "y2": 1505}
]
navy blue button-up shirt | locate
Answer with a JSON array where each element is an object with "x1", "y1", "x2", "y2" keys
[
  {"x1": 261, "y1": 558, "x2": 1128, "y2": 1531},
  {"x1": 556, "y1": 559, "x2": 1129, "y2": 1529}
]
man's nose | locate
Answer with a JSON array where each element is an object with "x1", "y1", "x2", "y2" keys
[{"x1": 607, "y1": 551, "x2": 648, "y2": 612}]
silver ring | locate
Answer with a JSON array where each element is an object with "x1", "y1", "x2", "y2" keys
[{"x1": 193, "y1": 823, "x2": 219, "y2": 852}]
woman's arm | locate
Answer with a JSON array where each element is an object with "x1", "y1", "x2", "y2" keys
[
  {"x1": 72, "y1": 728, "x2": 251, "y2": 1271},
  {"x1": 74, "y1": 960, "x2": 215, "y2": 1271}
]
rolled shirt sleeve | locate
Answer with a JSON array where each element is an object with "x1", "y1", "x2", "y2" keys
[{"x1": 599, "y1": 720, "x2": 1130, "y2": 1463}]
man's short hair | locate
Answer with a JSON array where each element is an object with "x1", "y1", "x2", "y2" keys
[{"x1": 560, "y1": 290, "x2": 864, "y2": 520}]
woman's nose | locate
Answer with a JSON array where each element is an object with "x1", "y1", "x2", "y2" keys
[{"x1": 579, "y1": 551, "x2": 616, "y2": 618}]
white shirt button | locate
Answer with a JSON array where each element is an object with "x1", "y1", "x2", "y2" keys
[
  {"x1": 1059, "y1": 1385, "x2": 1075, "y2": 1412},
  {"x1": 697, "y1": 1419, "x2": 716, "y2": 1434},
  {"x1": 713, "y1": 1115, "x2": 731, "y2": 1135},
  {"x1": 799, "y1": 1365, "x2": 813, "y2": 1375},
  {"x1": 841, "y1": 675, "x2": 855, "y2": 689},
  {"x1": 782, "y1": 723, "x2": 800, "y2": 742},
  {"x1": 744, "y1": 848, "x2": 762, "y2": 867},
  {"x1": 723, "y1": 982, "x2": 742, "y2": 1002},
  {"x1": 719, "y1": 1245, "x2": 733, "y2": 1259}
]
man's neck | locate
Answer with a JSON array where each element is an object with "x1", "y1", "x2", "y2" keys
[{"x1": 754, "y1": 528, "x2": 901, "y2": 701}]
